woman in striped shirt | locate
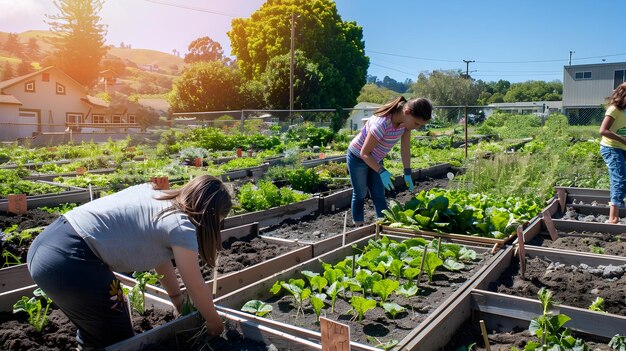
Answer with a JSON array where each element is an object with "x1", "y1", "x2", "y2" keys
[{"x1": 347, "y1": 96, "x2": 432, "y2": 225}]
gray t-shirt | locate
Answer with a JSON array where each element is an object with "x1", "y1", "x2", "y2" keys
[{"x1": 65, "y1": 183, "x2": 198, "y2": 272}]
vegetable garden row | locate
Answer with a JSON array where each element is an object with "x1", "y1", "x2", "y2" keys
[{"x1": 1, "y1": 114, "x2": 625, "y2": 350}]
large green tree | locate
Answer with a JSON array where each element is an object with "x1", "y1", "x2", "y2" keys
[
  {"x1": 412, "y1": 70, "x2": 480, "y2": 106},
  {"x1": 503, "y1": 80, "x2": 562, "y2": 102},
  {"x1": 46, "y1": 0, "x2": 108, "y2": 87},
  {"x1": 228, "y1": 0, "x2": 368, "y2": 111},
  {"x1": 169, "y1": 61, "x2": 242, "y2": 112},
  {"x1": 184, "y1": 36, "x2": 227, "y2": 64}
]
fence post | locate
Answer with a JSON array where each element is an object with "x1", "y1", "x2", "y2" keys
[{"x1": 240, "y1": 110, "x2": 245, "y2": 134}]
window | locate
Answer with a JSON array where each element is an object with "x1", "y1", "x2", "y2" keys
[
  {"x1": 66, "y1": 113, "x2": 83, "y2": 125},
  {"x1": 56, "y1": 83, "x2": 66, "y2": 95},
  {"x1": 25, "y1": 81, "x2": 35, "y2": 92},
  {"x1": 42, "y1": 73, "x2": 49, "y2": 82},
  {"x1": 615, "y1": 70, "x2": 626, "y2": 89},
  {"x1": 127, "y1": 115, "x2": 136, "y2": 124},
  {"x1": 575, "y1": 71, "x2": 592, "y2": 80},
  {"x1": 112, "y1": 115, "x2": 121, "y2": 123},
  {"x1": 92, "y1": 114, "x2": 105, "y2": 124}
]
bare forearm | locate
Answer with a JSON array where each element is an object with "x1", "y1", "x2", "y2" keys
[
  {"x1": 360, "y1": 153, "x2": 382, "y2": 171},
  {"x1": 155, "y1": 260, "x2": 181, "y2": 297},
  {"x1": 600, "y1": 130, "x2": 626, "y2": 145}
]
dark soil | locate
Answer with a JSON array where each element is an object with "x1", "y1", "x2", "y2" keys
[
  {"x1": 443, "y1": 317, "x2": 612, "y2": 350},
  {"x1": 260, "y1": 176, "x2": 450, "y2": 242},
  {"x1": 216, "y1": 234, "x2": 294, "y2": 275},
  {"x1": 529, "y1": 231, "x2": 626, "y2": 256},
  {"x1": 257, "y1": 247, "x2": 489, "y2": 347},
  {"x1": 489, "y1": 256, "x2": 626, "y2": 316},
  {"x1": 143, "y1": 318, "x2": 273, "y2": 351},
  {"x1": 0, "y1": 209, "x2": 60, "y2": 268},
  {"x1": 0, "y1": 306, "x2": 174, "y2": 351},
  {"x1": 559, "y1": 207, "x2": 616, "y2": 224}
]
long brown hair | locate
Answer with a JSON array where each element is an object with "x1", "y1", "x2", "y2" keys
[
  {"x1": 156, "y1": 175, "x2": 232, "y2": 267},
  {"x1": 608, "y1": 82, "x2": 626, "y2": 110},
  {"x1": 374, "y1": 96, "x2": 433, "y2": 121}
]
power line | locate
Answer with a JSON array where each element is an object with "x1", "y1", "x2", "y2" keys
[
  {"x1": 140, "y1": 0, "x2": 242, "y2": 17},
  {"x1": 369, "y1": 62, "x2": 419, "y2": 77}
]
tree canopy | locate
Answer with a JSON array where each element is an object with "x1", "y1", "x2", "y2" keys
[
  {"x1": 46, "y1": 0, "x2": 108, "y2": 87},
  {"x1": 169, "y1": 61, "x2": 242, "y2": 112},
  {"x1": 228, "y1": 0, "x2": 368, "y2": 110},
  {"x1": 184, "y1": 36, "x2": 227, "y2": 64}
]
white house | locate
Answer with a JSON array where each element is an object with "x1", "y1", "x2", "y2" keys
[{"x1": 345, "y1": 102, "x2": 381, "y2": 131}]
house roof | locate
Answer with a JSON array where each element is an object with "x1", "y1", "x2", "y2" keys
[
  {"x1": 138, "y1": 98, "x2": 169, "y2": 113},
  {"x1": 0, "y1": 95, "x2": 22, "y2": 105},
  {"x1": 0, "y1": 66, "x2": 86, "y2": 94},
  {"x1": 352, "y1": 101, "x2": 382, "y2": 109},
  {"x1": 81, "y1": 95, "x2": 110, "y2": 108}
]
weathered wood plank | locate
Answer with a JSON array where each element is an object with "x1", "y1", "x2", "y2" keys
[
  {"x1": 224, "y1": 197, "x2": 319, "y2": 229},
  {"x1": 551, "y1": 219, "x2": 626, "y2": 235},
  {"x1": 0, "y1": 264, "x2": 33, "y2": 293}
]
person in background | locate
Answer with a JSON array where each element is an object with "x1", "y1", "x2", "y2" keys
[
  {"x1": 27, "y1": 175, "x2": 231, "y2": 350},
  {"x1": 599, "y1": 82, "x2": 626, "y2": 224},
  {"x1": 347, "y1": 96, "x2": 432, "y2": 225}
]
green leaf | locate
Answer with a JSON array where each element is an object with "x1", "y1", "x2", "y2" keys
[
  {"x1": 349, "y1": 296, "x2": 376, "y2": 321},
  {"x1": 372, "y1": 279, "x2": 399, "y2": 303},
  {"x1": 443, "y1": 258, "x2": 464, "y2": 271},
  {"x1": 241, "y1": 300, "x2": 273, "y2": 317},
  {"x1": 381, "y1": 302, "x2": 405, "y2": 319}
]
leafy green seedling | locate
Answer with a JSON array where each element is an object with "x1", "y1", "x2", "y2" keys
[
  {"x1": 310, "y1": 293, "x2": 327, "y2": 321},
  {"x1": 372, "y1": 279, "x2": 399, "y2": 304},
  {"x1": 129, "y1": 271, "x2": 163, "y2": 315},
  {"x1": 366, "y1": 336, "x2": 399, "y2": 350},
  {"x1": 396, "y1": 282, "x2": 419, "y2": 298},
  {"x1": 355, "y1": 270, "x2": 382, "y2": 297},
  {"x1": 588, "y1": 296, "x2": 605, "y2": 312},
  {"x1": 443, "y1": 258, "x2": 465, "y2": 271},
  {"x1": 349, "y1": 296, "x2": 376, "y2": 322},
  {"x1": 326, "y1": 281, "x2": 344, "y2": 313},
  {"x1": 180, "y1": 295, "x2": 196, "y2": 316},
  {"x1": 381, "y1": 302, "x2": 405, "y2": 319},
  {"x1": 589, "y1": 245, "x2": 604, "y2": 254},
  {"x1": 388, "y1": 259, "x2": 404, "y2": 281},
  {"x1": 241, "y1": 300, "x2": 273, "y2": 317},
  {"x1": 422, "y1": 251, "x2": 443, "y2": 282},
  {"x1": 609, "y1": 335, "x2": 626, "y2": 351},
  {"x1": 280, "y1": 279, "x2": 311, "y2": 318},
  {"x1": 13, "y1": 288, "x2": 52, "y2": 333}
]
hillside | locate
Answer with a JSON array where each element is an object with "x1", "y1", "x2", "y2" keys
[{"x1": 0, "y1": 30, "x2": 183, "y2": 94}]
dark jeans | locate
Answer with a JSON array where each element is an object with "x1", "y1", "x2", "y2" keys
[
  {"x1": 27, "y1": 217, "x2": 133, "y2": 350},
  {"x1": 346, "y1": 150, "x2": 388, "y2": 222}
]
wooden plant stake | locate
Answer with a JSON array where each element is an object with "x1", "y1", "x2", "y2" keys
[
  {"x1": 479, "y1": 320, "x2": 491, "y2": 351},
  {"x1": 320, "y1": 317, "x2": 350, "y2": 351},
  {"x1": 212, "y1": 253, "x2": 219, "y2": 298},
  {"x1": 342, "y1": 211, "x2": 348, "y2": 247},
  {"x1": 517, "y1": 225, "x2": 526, "y2": 278},
  {"x1": 556, "y1": 188, "x2": 567, "y2": 213},
  {"x1": 351, "y1": 253, "x2": 356, "y2": 278},
  {"x1": 416, "y1": 245, "x2": 428, "y2": 288},
  {"x1": 542, "y1": 209, "x2": 559, "y2": 241},
  {"x1": 375, "y1": 222, "x2": 380, "y2": 240},
  {"x1": 7, "y1": 194, "x2": 27, "y2": 215},
  {"x1": 436, "y1": 238, "x2": 442, "y2": 257}
]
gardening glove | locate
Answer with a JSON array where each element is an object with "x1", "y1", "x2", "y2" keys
[
  {"x1": 378, "y1": 167, "x2": 394, "y2": 191},
  {"x1": 404, "y1": 168, "x2": 414, "y2": 191}
]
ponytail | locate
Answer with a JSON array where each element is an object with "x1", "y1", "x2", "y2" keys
[{"x1": 374, "y1": 96, "x2": 407, "y2": 117}]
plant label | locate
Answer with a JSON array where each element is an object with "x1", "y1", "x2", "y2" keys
[
  {"x1": 8, "y1": 194, "x2": 27, "y2": 214},
  {"x1": 75, "y1": 167, "x2": 87, "y2": 176},
  {"x1": 237, "y1": 148, "x2": 242, "y2": 158},
  {"x1": 320, "y1": 317, "x2": 350, "y2": 351},
  {"x1": 542, "y1": 210, "x2": 559, "y2": 241},
  {"x1": 194, "y1": 157, "x2": 203, "y2": 167},
  {"x1": 151, "y1": 176, "x2": 170, "y2": 190},
  {"x1": 319, "y1": 152, "x2": 326, "y2": 159}
]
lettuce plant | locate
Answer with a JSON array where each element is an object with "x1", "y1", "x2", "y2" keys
[
  {"x1": 372, "y1": 279, "x2": 399, "y2": 304},
  {"x1": 241, "y1": 300, "x2": 273, "y2": 317},
  {"x1": 609, "y1": 335, "x2": 626, "y2": 351},
  {"x1": 270, "y1": 278, "x2": 311, "y2": 318},
  {"x1": 310, "y1": 293, "x2": 327, "y2": 321},
  {"x1": 349, "y1": 296, "x2": 376, "y2": 322},
  {"x1": 13, "y1": 288, "x2": 52, "y2": 333},
  {"x1": 588, "y1": 296, "x2": 605, "y2": 312},
  {"x1": 381, "y1": 302, "x2": 405, "y2": 319},
  {"x1": 325, "y1": 281, "x2": 344, "y2": 313}
]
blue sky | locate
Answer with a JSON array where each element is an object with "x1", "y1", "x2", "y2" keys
[{"x1": 1, "y1": 0, "x2": 624, "y2": 83}]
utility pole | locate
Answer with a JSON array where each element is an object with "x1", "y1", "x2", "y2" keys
[
  {"x1": 290, "y1": 12, "x2": 295, "y2": 118},
  {"x1": 569, "y1": 50, "x2": 575, "y2": 66},
  {"x1": 463, "y1": 60, "x2": 474, "y2": 158}
]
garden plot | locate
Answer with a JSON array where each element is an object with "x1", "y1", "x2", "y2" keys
[
  {"x1": 261, "y1": 176, "x2": 449, "y2": 242},
  {"x1": 402, "y1": 246, "x2": 626, "y2": 350},
  {"x1": 215, "y1": 233, "x2": 498, "y2": 350}
]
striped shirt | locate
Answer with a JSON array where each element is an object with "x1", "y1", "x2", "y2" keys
[{"x1": 348, "y1": 114, "x2": 405, "y2": 163}]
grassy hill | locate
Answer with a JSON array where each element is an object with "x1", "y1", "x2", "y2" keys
[{"x1": 109, "y1": 47, "x2": 184, "y2": 73}]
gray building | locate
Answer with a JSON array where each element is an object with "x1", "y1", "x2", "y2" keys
[{"x1": 562, "y1": 62, "x2": 626, "y2": 124}]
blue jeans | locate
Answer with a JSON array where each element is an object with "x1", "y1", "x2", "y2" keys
[
  {"x1": 347, "y1": 151, "x2": 388, "y2": 223},
  {"x1": 600, "y1": 145, "x2": 626, "y2": 207}
]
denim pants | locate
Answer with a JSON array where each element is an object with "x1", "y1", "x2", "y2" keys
[
  {"x1": 600, "y1": 145, "x2": 626, "y2": 207},
  {"x1": 27, "y1": 216, "x2": 133, "y2": 350},
  {"x1": 347, "y1": 151, "x2": 388, "y2": 222}
]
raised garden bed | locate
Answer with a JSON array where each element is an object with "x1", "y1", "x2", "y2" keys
[
  {"x1": 402, "y1": 245, "x2": 626, "y2": 350},
  {"x1": 215, "y1": 233, "x2": 499, "y2": 350}
]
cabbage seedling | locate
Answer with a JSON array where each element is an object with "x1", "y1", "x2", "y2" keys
[
  {"x1": 129, "y1": 271, "x2": 163, "y2": 315},
  {"x1": 13, "y1": 288, "x2": 52, "y2": 333},
  {"x1": 349, "y1": 296, "x2": 376, "y2": 322},
  {"x1": 241, "y1": 300, "x2": 273, "y2": 317}
]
